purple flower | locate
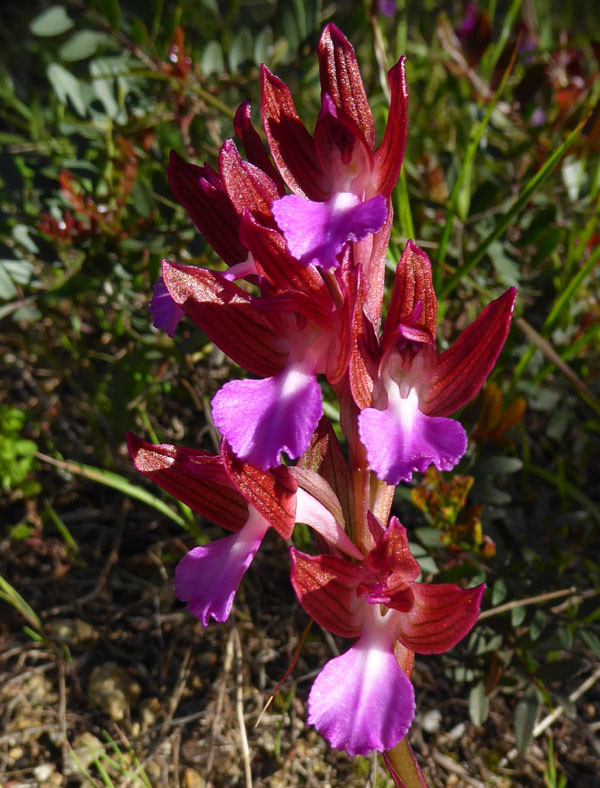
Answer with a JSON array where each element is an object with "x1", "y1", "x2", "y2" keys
[
  {"x1": 358, "y1": 241, "x2": 516, "y2": 484},
  {"x1": 291, "y1": 515, "x2": 485, "y2": 755}
]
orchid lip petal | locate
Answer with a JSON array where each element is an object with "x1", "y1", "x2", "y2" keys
[
  {"x1": 307, "y1": 605, "x2": 414, "y2": 755},
  {"x1": 211, "y1": 360, "x2": 323, "y2": 470},
  {"x1": 272, "y1": 192, "x2": 387, "y2": 271},
  {"x1": 359, "y1": 387, "x2": 468, "y2": 484},
  {"x1": 173, "y1": 507, "x2": 269, "y2": 626}
]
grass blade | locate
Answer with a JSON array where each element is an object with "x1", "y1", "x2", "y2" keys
[
  {"x1": 35, "y1": 451, "x2": 201, "y2": 535},
  {"x1": 440, "y1": 119, "x2": 587, "y2": 299}
]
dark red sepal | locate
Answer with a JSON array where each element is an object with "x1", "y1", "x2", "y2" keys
[
  {"x1": 395, "y1": 583, "x2": 485, "y2": 654},
  {"x1": 126, "y1": 433, "x2": 248, "y2": 531},
  {"x1": 218, "y1": 138, "x2": 280, "y2": 226},
  {"x1": 317, "y1": 24, "x2": 375, "y2": 149},
  {"x1": 289, "y1": 548, "x2": 365, "y2": 638},
  {"x1": 383, "y1": 241, "x2": 437, "y2": 353},
  {"x1": 233, "y1": 100, "x2": 286, "y2": 193},
  {"x1": 261, "y1": 65, "x2": 331, "y2": 200},
  {"x1": 239, "y1": 212, "x2": 327, "y2": 297},
  {"x1": 374, "y1": 58, "x2": 408, "y2": 198},
  {"x1": 161, "y1": 261, "x2": 289, "y2": 377},
  {"x1": 221, "y1": 441, "x2": 297, "y2": 539},
  {"x1": 167, "y1": 151, "x2": 246, "y2": 266},
  {"x1": 423, "y1": 287, "x2": 517, "y2": 417}
]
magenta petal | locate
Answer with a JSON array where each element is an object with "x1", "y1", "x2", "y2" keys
[
  {"x1": 173, "y1": 508, "x2": 269, "y2": 626},
  {"x1": 211, "y1": 362, "x2": 323, "y2": 470},
  {"x1": 273, "y1": 192, "x2": 387, "y2": 271},
  {"x1": 307, "y1": 608, "x2": 415, "y2": 756},
  {"x1": 149, "y1": 276, "x2": 185, "y2": 337},
  {"x1": 359, "y1": 389, "x2": 468, "y2": 484}
]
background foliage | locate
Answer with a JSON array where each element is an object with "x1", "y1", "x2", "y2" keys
[{"x1": 1, "y1": 1, "x2": 599, "y2": 786}]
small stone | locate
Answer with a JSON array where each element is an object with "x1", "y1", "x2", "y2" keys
[
  {"x1": 7, "y1": 746, "x2": 24, "y2": 762},
  {"x1": 145, "y1": 759, "x2": 162, "y2": 785},
  {"x1": 46, "y1": 618, "x2": 98, "y2": 646},
  {"x1": 87, "y1": 662, "x2": 141, "y2": 721},
  {"x1": 67, "y1": 732, "x2": 104, "y2": 772},
  {"x1": 447, "y1": 722, "x2": 466, "y2": 741},
  {"x1": 182, "y1": 767, "x2": 205, "y2": 788},
  {"x1": 140, "y1": 697, "x2": 162, "y2": 730},
  {"x1": 33, "y1": 764, "x2": 55, "y2": 781},
  {"x1": 422, "y1": 708, "x2": 442, "y2": 733}
]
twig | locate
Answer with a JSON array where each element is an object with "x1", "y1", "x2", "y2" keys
[
  {"x1": 233, "y1": 625, "x2": 253, "y2": 788},
  {"x1": 160, "y1": 641, "x2": 195, "y2": 734},
  {"x1": 205, "y1": 626, "x2": 236, "y2": 784},
  {"x1": 478, "y1": 587, "x2": 577, "y2": 620},
  {"x1": 58, "y1": 660, "x2": 68, "y2": 778},
  {"x1": 432, "y1": 751, "x2": 486, "y2": 788}
]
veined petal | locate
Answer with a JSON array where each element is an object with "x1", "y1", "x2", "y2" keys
[
  {"x1": 273, "y1": 192, "x2": 387, "y2": 271},
  {"x1": 149, "y1": 276, "x2": 185, "y2": 337},
  {"x1": 317, "y1": 24, "x2": 375, "y2": 149},
  {"x1": 167, "y1": 151, "x2": 246, "y2": 266},
  {"x1": 289, "y1": 548, "x2": 365, "y2": 638},
  {"x1": 126, "y1": 433, "x2": 248, "y2": 531},
  {"x1": 373, "y1": 57, "x2": 408, "y2": 198},
  {"x1": 173, "y1": 507, "x2": 269, "y2": 626},
  {"x1": 161, "y1": 261, "x2": 288, "y2": 377},
  {"x1": 383, "y1": 241, "x2": 437, "y2": 352},
  {"x1": 365, "y1": 516, "x2": 421, "y2": 581},
  {"x1": 358, "y1": 388, "x2": 468, "y2": 484},
  {"x1": 296, "y1": 486, "x2": 363, "y2": 560},
  {"x1": 307, "y1": 606, "x2": 415, "y2": 756},
  {"x1": 313, "y1": 93, "x2": 374, "y2": 194},
  {"x1": 211, "y1": 361, "x2": 323, "y2": 470},
  {"x1": 218, "y1": 139, "x2": 280, "y2": 225},
  {"x1": 233, "y1": 100, "x2": 285, "y2": 192},
  {"x1": 396, "y1": 583, "x2": 485, "y2": 654},
  {"x1": 261, "y1": 66, "x2": 331, "y2": 200},
  {"x1": 423, "y1": 288, "x2": 517, "y2": 417},
  {"x1": 222, "y1": 442, "x2": 297, "y2": 540}
]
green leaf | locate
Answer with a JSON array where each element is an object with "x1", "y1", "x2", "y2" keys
[
  {"x1": 514, "y1": 686, "x2": 539, "y2": 754},
  {"x1": 254, "y1": 27, "x2": 273, "y2": 67},
  {"x1": 201, "y1": 41, "x2": 224, "y2": 77},
  {"x1": 0, "y1": 264, "x2": 18, "y2": 300},
  {"x1": 30, "y1": 5, "x2": 74, "y2": 37},
  {"x1": 60, "y1": 31, "x2": 109, "y2": 62},
  {"x1": 469, "y1": 682, "x2": 489, "y2": 726},
  {"x1": 229, "y1": 28, "x2": 252, "y2": 72},
  {"x1": 12, "y1": 224, "x2": 39, "y2": 253},
  {"x1": 47, "y1": 63, "x2": 87, "y2": 116},
  {"x1": 581, "y1": 629, "x2": 600, "y2": 658},
  {"x1": 477, "y1": 456, "x2": 523, "y2": 475}
]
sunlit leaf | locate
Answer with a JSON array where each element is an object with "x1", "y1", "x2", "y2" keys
[{"x1": 30, "y1": 5, "x2": 74, "y2": 37}]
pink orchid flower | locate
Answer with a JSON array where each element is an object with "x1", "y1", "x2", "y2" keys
[
  {"x1": 358, "y1": 241, "x2": 516, "y2": 484},
  {"x1": 127, "y1": 434, "x2": 361, "y2": 626},
  {"x1": 267, "y1": 24, "x2": 407, "y2": 273},
  {"x1": 290, "y1": 513, "x2": 484, "y2": 755}
]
